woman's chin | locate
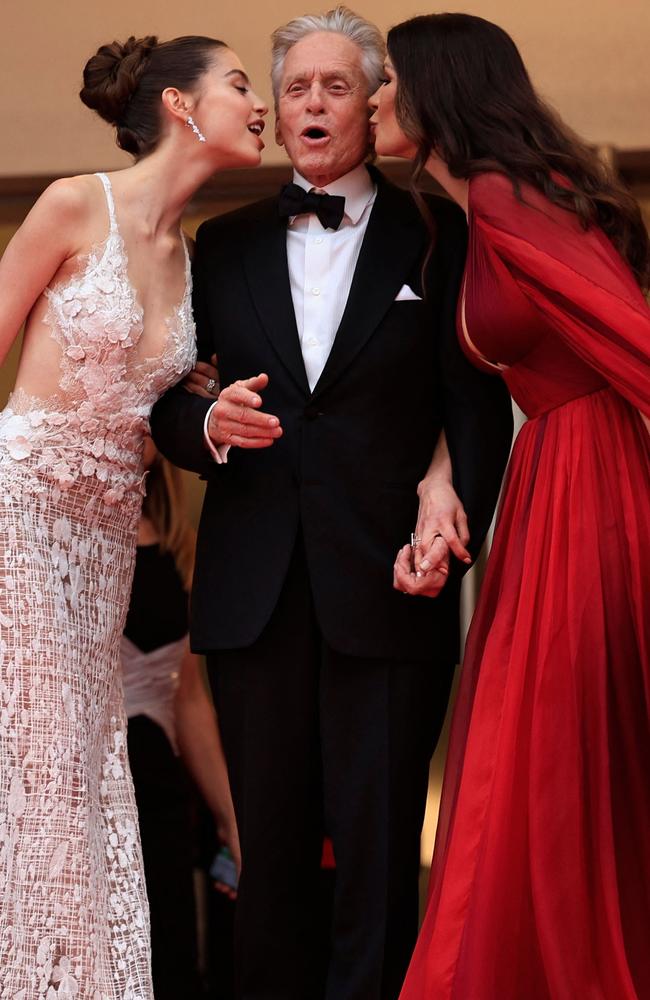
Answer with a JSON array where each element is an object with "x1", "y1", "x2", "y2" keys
[
  {"x1": 374, "y1": 137, "x2": 409, "y2": 160},
  {"x1": 218, "y1": 148, "x2": 263, "y2": 170}
]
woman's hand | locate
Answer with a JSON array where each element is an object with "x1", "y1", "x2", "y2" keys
[
  {"x1": 182, "y1": 353, "x2": 220, "y2": 398},
  {"x1": 413, "y1": 475, "x2": 471, "y2": 575},
  {"x1": 392, "y1": 476, "x2": 471, "y2": 599}
]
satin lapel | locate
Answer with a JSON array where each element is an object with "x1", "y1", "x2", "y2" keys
[
  {"x1": 243, "y1": 205, "x2": 310, "y2": 396},
  {"x1": 311, "y1": 178, "x2": 426, "y2": 401}
]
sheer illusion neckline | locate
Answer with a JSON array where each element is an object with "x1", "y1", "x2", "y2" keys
[
  {"x1": 47, "y1": 172, "x2": 192, "y2": 331},
  {"x1": 96, "y1": 171, "x2": 191, "y2": 326}
]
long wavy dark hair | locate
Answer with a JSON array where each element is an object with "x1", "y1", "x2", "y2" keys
[{"x1": 387, "y1": 13, "x2": 650, "y2": 290}]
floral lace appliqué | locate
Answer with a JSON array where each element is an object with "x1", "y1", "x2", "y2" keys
[{"x1": 0, "y1": 172, "x2": 196, "y2": 999}]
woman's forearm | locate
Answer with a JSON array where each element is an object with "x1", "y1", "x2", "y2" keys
[
  {"x1": 418, "y1": 430, "x2": 453, "y2": 493},
  {"x1": 174, "y1": 653, "x2": 236, "y2": 831}
]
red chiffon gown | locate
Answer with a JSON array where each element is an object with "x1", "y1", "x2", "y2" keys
[{"x1": 400, "y1": 173, "x2": 650, "y2": 1000}]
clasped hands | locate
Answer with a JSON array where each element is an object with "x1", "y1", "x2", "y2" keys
[{"x1": 393, "y1": 475, "x2": 472, "y2": 599}]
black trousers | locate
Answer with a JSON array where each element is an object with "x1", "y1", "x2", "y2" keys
[{"x1": 208, "y1": 536, "x2": 454, "y2": 1000}]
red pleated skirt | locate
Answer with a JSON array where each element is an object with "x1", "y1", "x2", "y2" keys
[{"x1": 401, "y1": 387, "x2": 650, "y2": 999}]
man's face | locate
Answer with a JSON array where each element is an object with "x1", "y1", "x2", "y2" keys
[{"x1": 275, "y1": 32, "x2": 371, "y2": 187}]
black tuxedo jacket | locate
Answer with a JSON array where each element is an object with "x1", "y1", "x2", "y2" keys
[{"x1": 151, "y1": 168, "x2": 513, "y2": 661}]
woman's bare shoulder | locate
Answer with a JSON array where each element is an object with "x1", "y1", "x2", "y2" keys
[{"x1": 25, "y1": 173, "x2": 105, "y2": 231}]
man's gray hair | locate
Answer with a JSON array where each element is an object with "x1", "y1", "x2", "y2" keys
[{"x1": 271, "y1": 6, "x2": 386, "y2": 104}]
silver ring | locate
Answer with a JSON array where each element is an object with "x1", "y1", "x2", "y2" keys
[{"x1": 206, "y1": 378, "x2": 217, "y2": 395}]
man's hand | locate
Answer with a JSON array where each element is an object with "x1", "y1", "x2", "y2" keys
[
  {"x1": 208, "y1": 373, "x2": 283, "y2": 449},
  {"x1": 393, "y1": 541, "x2": 450, "y2": 598},
  {"x1": 183, "y1": 353, "x2": 220, "y2": 399}
]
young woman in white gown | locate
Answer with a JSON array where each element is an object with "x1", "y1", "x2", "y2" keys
[{"x1": 0, "y1": 34, "x2": 267, "y2": 999}]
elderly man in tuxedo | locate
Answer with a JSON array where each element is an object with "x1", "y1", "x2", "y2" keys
[{"x1": 151, "y1": 7, "x2": 512, "y2": 999}]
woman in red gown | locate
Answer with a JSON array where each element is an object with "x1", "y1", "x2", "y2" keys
[{"x1": 370, "y1": 14, "x2": 650, "y2": 999}]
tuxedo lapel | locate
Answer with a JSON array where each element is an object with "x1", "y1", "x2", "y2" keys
[
  {"x1": 243, "y1": 204, "x2": 310, "y2": 396},
  {"x1": 311, "y1": 176, "x2": 426, "y2": 401}
]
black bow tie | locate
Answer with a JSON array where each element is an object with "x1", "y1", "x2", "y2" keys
[{"x1": 278, "y1": 183, "x2": 346, "y2": 231}]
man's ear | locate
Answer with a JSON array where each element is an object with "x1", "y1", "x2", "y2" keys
[{"x1": 274, "y1": 113, "x2": 284, "y2": 147}]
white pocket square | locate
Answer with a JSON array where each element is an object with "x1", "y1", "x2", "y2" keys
[{"x1": 394, "y1": 284, "x2": 422, "y2": 302}]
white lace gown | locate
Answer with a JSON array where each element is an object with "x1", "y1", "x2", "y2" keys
[{"x1": 0, "y1": 173, "x2": 197, "y2": 999}]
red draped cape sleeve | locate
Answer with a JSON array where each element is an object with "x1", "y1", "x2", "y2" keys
[{"x1": 468, "y1": 172, "x2": 650, "y2": 417}]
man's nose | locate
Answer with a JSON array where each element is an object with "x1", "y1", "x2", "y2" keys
[{"x1": 306, "y1": 82, "x2": 326, "y2": 114}]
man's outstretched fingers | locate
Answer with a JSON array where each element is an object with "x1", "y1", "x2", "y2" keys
[
  {"x1": 228, "y1": 434, "x2": 278, "y2": 449},
  {"x1": 219, "y1": 385, "x2": 263, "y2": 410},
  {"x1": 207, "y1": 373, "x2": 283, "y2": 450},
  {"x1": 238, "y1": 372, "x2": 269, "y2": 394},
  {"x1": 218, "y1": 418, "x2": 282, "y2": 440}
]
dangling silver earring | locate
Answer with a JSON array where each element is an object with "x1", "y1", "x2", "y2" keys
[{"x1": 186, "y1": 116, "x2": 206, "y2": 143}]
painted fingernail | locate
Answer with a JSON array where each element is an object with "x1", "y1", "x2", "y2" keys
[
  {"x1": 421, "y1": 559, "x2": 430, "y2": 570},
  {"x1": 416, "y1": 571, "x2": 422, "y2": 578}
]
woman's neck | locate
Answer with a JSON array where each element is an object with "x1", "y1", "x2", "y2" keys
[
  {"x1": 424, "y1": 154, "x2": 469, "y2": 216},
  {"x1": 108, "y1": 142, "x2": 219, "y2": 239}
]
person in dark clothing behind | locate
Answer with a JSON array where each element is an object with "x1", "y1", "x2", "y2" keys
[{"x1": 123, "y1": 436, "x2": 240, "y2": 999}]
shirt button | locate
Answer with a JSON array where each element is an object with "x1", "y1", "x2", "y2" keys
[
  {"x1": 312, "y1": 287, "x2": 320, "y2": 296},
  {"x1": 307, "y1": 337, "x2": 318, "y2": 347},
  {"x1": 314, "y1": 237, "x2": 323, "y2": 245}
]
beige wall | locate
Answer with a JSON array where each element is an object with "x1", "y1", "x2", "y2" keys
[{"x1": 1, "y1": 0, "x2": 649, "y2": 176}]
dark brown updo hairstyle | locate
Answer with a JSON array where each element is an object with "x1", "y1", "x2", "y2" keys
[
  {"x1": 80, "y1": 34, "x2": 226, "y2": 158},
  {"x1": 387, "y1": 13, "x2": 650, "y2": 291}
]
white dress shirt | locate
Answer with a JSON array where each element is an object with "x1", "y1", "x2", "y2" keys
[
  {"x1": 286, "y1": 162, "x2": 376, "y2": 390},
  {"x1": 204, "y1": 162, "x2": 377, "y2": 462}
]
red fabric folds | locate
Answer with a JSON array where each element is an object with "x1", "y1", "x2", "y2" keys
[{"x1": 401, "y1": 173, "x2": 650, "y2": 1000}]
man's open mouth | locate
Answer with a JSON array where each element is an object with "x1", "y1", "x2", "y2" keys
[{"x1": 301, "y1": 126, "x2": 331, "y2": 141}]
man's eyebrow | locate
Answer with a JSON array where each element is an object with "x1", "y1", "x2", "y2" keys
[
  {"x1": 285, "y1": 70, "x2": 354, "y2": 85},
  {"x1": 225, "y1": 68, "x2": 251, "y2": 85},
  {"x1": 321, "y1": 71, "x2": 353, "y2": 82}
]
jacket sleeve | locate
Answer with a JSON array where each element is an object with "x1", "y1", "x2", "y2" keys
[
  {"x1": 150, "y1": 222, "x2": 217, "y2": 477},
  {"x1": 469, "y1": 172, "x2": 650, "y2": 417},
  {"x1": 432, "y1": 201, "x2": 514, "y2": 562}
]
